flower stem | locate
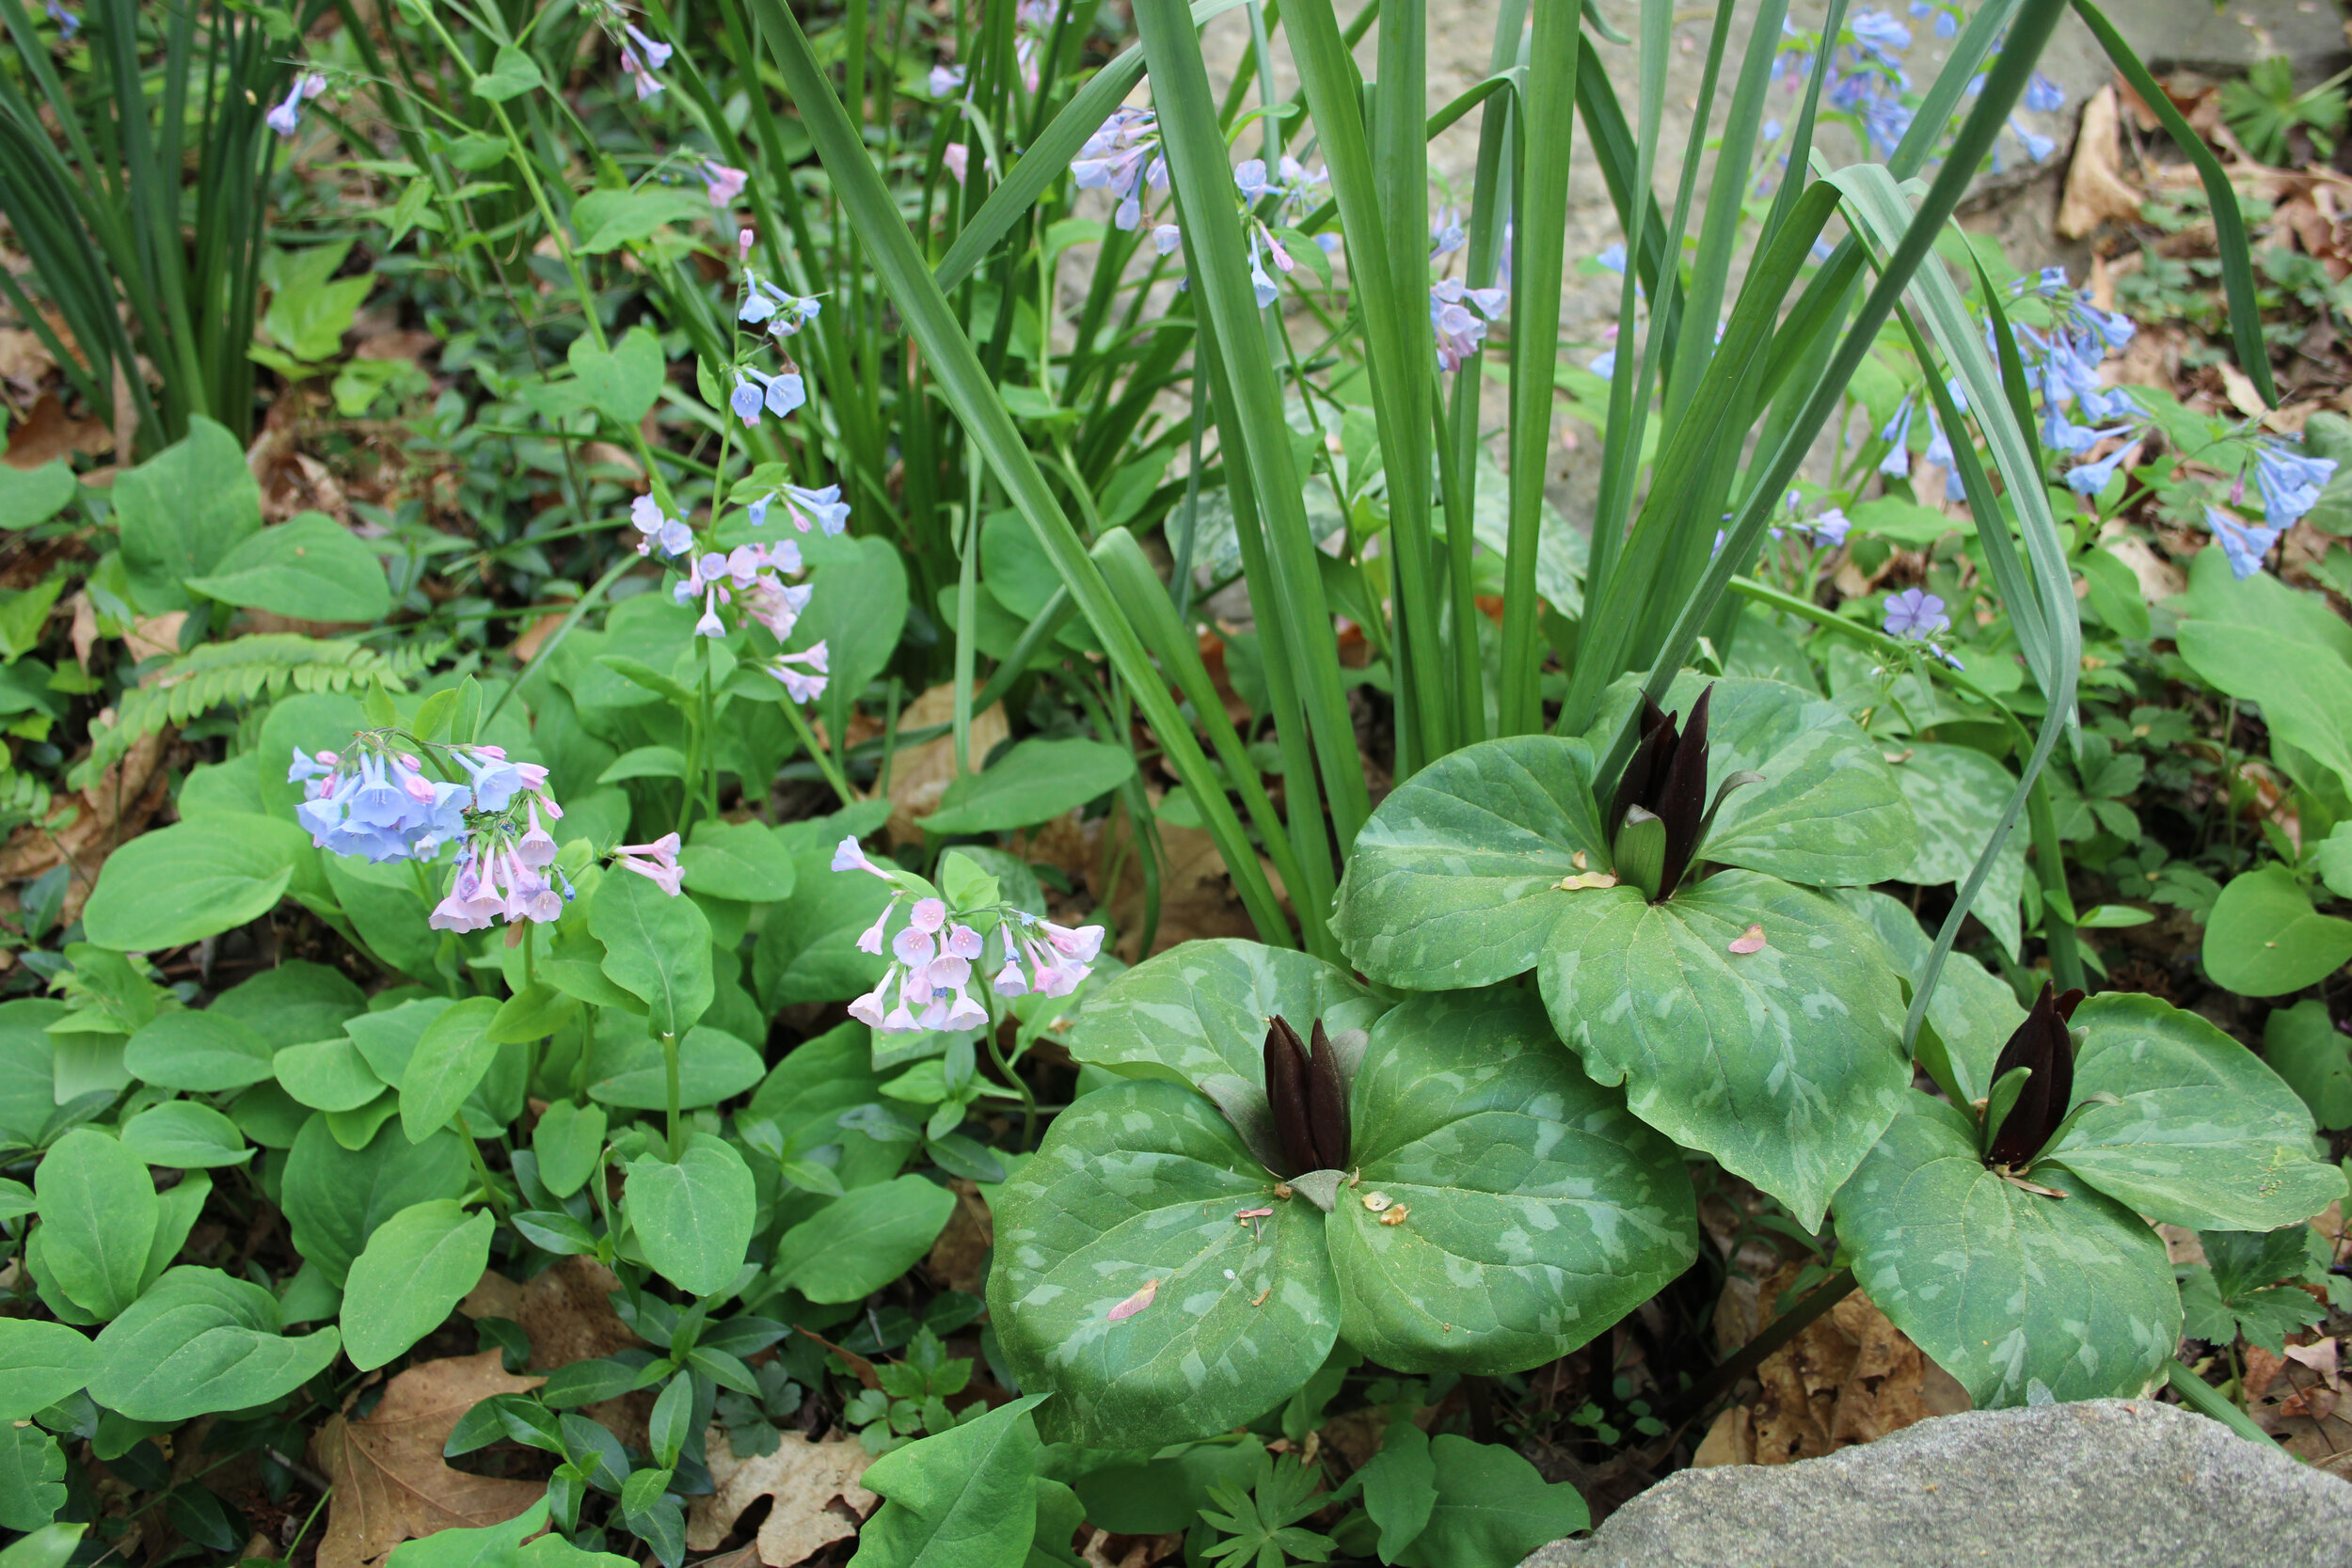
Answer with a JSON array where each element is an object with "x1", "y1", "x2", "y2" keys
[
  {"x1": 662, "y1": 1029, "x2": 684, "y2": 1161},
  {"x1": 1669, "y1": 1266, "x2": 1855, "y2": 1421},
  {"x1": 453, "y1": 1111, "x2": 510, "y2": 1226}
]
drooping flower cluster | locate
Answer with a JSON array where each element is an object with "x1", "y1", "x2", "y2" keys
[
  {"x1": 44, "y1": 1, "x2": 77, "y2": 40},
  {"x1": 291, "y1": 740, "x2": 472, "y2": 863},
  {"x1": 2199, "y1": 438, "x2": 2340, "y2": 578},
  {"x1": 266, "y1": 73, "x2": 326, "y2": 138},
  {"x1": 630, "y1": 494, "x2": 693, "y2": 559},
  {"x1": 1428, "y1": 209, "x2": 1507, "y2": 372},
  {"x1": 1073, "y1": 108, "x2": 1169, "y2": 234},
  {"x1": 619, "y1": 23, "x2": 670, "y2": 100},
  {"x1": 702, "y1": 161, "x2": 748, "y2": 207},
  {"x1": 746, "y1": 482, "x2": 849, "y2": 534},
  {"x1": 428, "y1": 803, "x2": 579, "y2": 932},
  {"x1": 727, "y1": 261, "x2": 819, "y2": 429},
  {"x1": 671, "y1": 541, "x2": 831, "y2": 702},
  {"x1": 1780, "y1": 8, "x2": 2064, "y2": 166},
  {"x1": 832, "y1": 838, "x2": 1106, "y2": 1034}
]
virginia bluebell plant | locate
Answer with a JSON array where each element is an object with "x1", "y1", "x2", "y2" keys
[{"x1": 831, "y1": 838, "x2": 1106, "y2": 1033}]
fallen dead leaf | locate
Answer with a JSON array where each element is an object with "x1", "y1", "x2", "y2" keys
[
  {"x1": 311, "y1": 1352, "x2": 547, "y2": 1568},
  {"x1": 123, "y1": 612, "x2": 186, "y2": 662},
  {"x1": 1100, "y1": 815, "x2": 1259, "y2": 959},
  {"x1": 2058, "y1": 86, "x2": 2143, "y2": 241},
  {"x1": 508, "y1": 608, "x2": 575, "y2": 666},
  {"x1": 0, "y1": 729, "x2": 169, "y2": 925},
  {"x1": 4, "y1": 393, "x2": 111, "y2": 469},
  {"x1": 459, "y1": 1256, "x2": 637, "y2": 1370},
  {"x1": 926, "y1": 1178, "x2": 993, "y2": 1296},
  {"x1": 0, "y1": 328, "x2": 54, "y2": 391},
  {"x1": 883, "y1": 680, "x2": 1009, "y2": 847},
  {"x1": 1696, "y1": 1262, "x2": 1969, "y2": 1468},
  {"x1": 459, "y1": 1256, "x2": 647, "y2": 1446},
  {"x1": 683, "y1": 1428, "x2": 877, "y2": 1566}
]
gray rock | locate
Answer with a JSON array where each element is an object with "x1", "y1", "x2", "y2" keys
[{"x1": 1523, "y1": 1399, "x2": 2352, "y2": 1568}]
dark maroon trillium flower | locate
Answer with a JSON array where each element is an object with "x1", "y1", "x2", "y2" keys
[
  {"x1": 1605, "y1": 684, "x2": 1757, "y2": 902},
  {"x1": 1981, "y1": 981, "x2": 2087, "y2": 1172},
  {"x1": 1263, "y1": 1015, "x2": 1351, "y2": 1178}
]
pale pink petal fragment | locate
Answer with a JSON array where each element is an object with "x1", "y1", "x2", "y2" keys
[
  {"x1": 1728, "y1": 924, "x2": 1768, "y2": 955},
  {"x1": 1106, "y1": 1277, "x2": 1159, "y2": 1323}
]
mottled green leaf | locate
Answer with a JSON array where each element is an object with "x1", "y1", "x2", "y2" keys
[
  {"x1": 987, "y1": 1081, "x2": 1339, "y2": 1448},
  {"x1": 1883, "y1": 742, "x2": 2026, "y2": 958},
  {"x1": 1835, "y1": 1095, "x2": 2179, "y2": 1408},
  {"x1": 1331, "y1": 736, "x2": 1606, "y2": 990},
  {"x1": 1539, "y1": 871, "x2": 1907, "y2": 1227},
  {"x1": 1327, "y1": 990, "x2": 1696, "y2": 1374},
  {"x1": 2051, "y1": 993, "x2": 2344, "y2": 1232},
  {"x1": 1065, "y1": 938, "x2": 1385, "y2": 1090},
  {"x1": 1660, "y1": 673, "x2": 1915, "y2": 889},
  {"x1": 1833, "y1": 888, "x2": 2025, "y2": 1102}
]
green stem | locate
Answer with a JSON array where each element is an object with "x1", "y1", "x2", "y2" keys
[
  {"x1": 2168, "y1": 1356, "x2": 2280, "y2": 1447},
  {"x1": 662, "y1": 1029, "x2": 684, "y2": 1161},
  {"x1": 453, "y1": 1112, "x2": 510, "y2": 1226},
  {"x1": 1672, "y1": 1266, "x2": 1854, "y2": 1419},
  {"x1": 780, "y1": 697, "x2": 857, "y2": 806}
]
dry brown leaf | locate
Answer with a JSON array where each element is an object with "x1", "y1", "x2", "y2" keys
[
  {"x1": 123, "y1": 613, "x2": 186, "y2": 663},
  {"x1": 459, "y1": 1257, "x2": 647, "y2": 1447},
  {"x1": 1101, "y1": 816, "x2": 1258, "y2": 960},
  {"x1": 2058, "y1": 87, "x2": 2145, "y2": 240},
  {"x1": 1696, "y1": 1263, "x2": 1969, "y2": 1468},
  {"x1": 683, "y1": 1428, "x2": 877, "y2": 1566},
  {"x1": 0, "y1": 728, "x2": 169, "y2": 922},
  {"x1": 4, "y1": 394, "x2": 111, "y2": 469},
  {"x1": 458, "y1": 1256, "x2": 638, "y2": 1371},
  {"x1": 311, "y1": 1352, "x2": 547, "y2": 1568},
  {"x1": 926, "y1": 1178, "x2": 993, "y2": 1296},
  {"x1": 883, "y1": 681, "x2": 1009, "y2": 847},
  {"x1": 0, "y1": 328, "x2": 54, "y2": 390}
]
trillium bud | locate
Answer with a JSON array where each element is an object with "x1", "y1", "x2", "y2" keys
[
  {"x1": 1263, "y1": 1015, "x2": 1318, "y2": 1179},
  {"x1": 1981, "y1": 982, "x2": 2086, "y2": 1171}
]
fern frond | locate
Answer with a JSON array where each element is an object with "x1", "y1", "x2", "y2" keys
[{"x1": 72, "y1": 635, "x2": 447, "y2": 790}]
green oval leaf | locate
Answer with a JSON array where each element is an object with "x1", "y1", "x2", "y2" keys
[
  {"x1": 1835, "y1": 1095, "x2": 2179, "y2": 1408},
  {"x1": 624, "y1": 1133, "x2": 755, "y2": 1296},
  {"x1": 274, "y1": 1036, "x2": 389, "y2": 1113},
  {"x1": 565, "y1": 327, "x2": 665, "y2": 431},
  {"x1": 32, "y1": 1129, "x2": 157, "y2": 1322},
  {"x1": 1327, "y1": 990, "x2": 1697, "y2": 1374},
  {"x1": 401, "y1": 996, "x2": 503, "y2": 1142},
  {"x1": 0, "y1": 1321, "x2": 100, "y2": 1421},
  {"x1": 83, "y1": 816, "x2": 306, "y2": 951},
  {"x1": 183, "y1": 513, "x2": 392, "y2": 623},
  {"x1": 531, "y1": 1101, "x2": 607, "y2": 1199},
  {"x1": 281, "y1": 1115, "x2": 471, "y2": 1286},
  {"x1": 122, "y1": 1011, "x2": 276, "y2": 1093},
  {"x1": 915, "y1": 736, "x2": 1137, "y2": 835},
  {"x1": 987, "y1": 1079, "x2": 1339, "y2": 1448},
  {"x1": 1332, "y1": 736, "x2": 1607, "y2": 990},
  {"x1": 679, "y1": 820, "x2": 798, "y2": 904},
  {"x1": 768, "y1": 1174, "x2": 956, "y2": 1304},
  {"x1": 587, "y1": 1025, "x2": 764, "y2": 1111},
  {"x1": 591, "y1": 871, "x2": 713, "y2": 1038},
  {"x1": 1065, "y1": 938, "x2": 1386, "y2": 1090},
  {"x1": 1539, "y1": 870, "x2": 1908, "y2": 1227},
  {"x1": 2052, "y1": 992, "x2": 2344, "y2": 1231},
  {"x1": 117, "y1": 1101, "x2": 251, "y2": 1168},
  {"x1": 2202, "y1": 865, "x2": 2352, "y2": 997},
  {"x1": 340, "y1": 1200, "x2": 496, "y2": 1370},
  {"x1": 88, "y1": 1266, "x2": 341, "y2": 1421}
]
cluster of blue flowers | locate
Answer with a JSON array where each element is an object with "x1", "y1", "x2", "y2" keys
[
  {"x1": 1776, "y1": 8, "x2": 2064, "y2": 167},
  {"x1": 728, "y1": 260, "x2": 819, "y2": 429},
  {"x1": 2206, "y1": 439, "x2": 2338, "y2": 578},
  {"x1": 1428, "y1": 209, "x2": 1508, "y2": 372}
]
